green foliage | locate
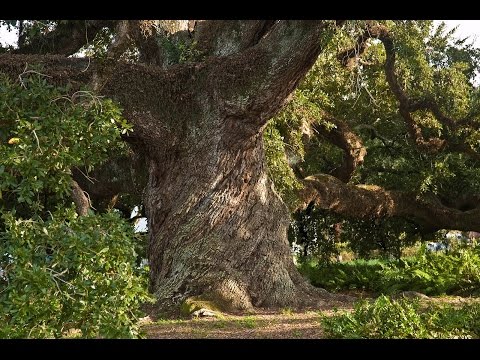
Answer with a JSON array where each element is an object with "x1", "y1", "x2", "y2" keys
[
  {"x1": 300, "y1": 243, "x2": 480, "y2": 296},
  {"x1": 289, "y1": 207, "x2": 343, "y2": 263},
  {"x1": 0, "y1": 208, "x2": 152, "y2": 338},
  {"x1": 264, "y1": 20, "x2": 480, "y2": 256},
  {"x1": 321, "y1": 295, "x2": 480, "y2": 338},
  {"x1": 290, "y1": 206, "x2": 420, "y2": 262},
  {"x1": 264, "y1": 121, "x2": 303, "y2": 209},
  {"x1": 322, "y1": 296, "x2": 430, "y2": 338},
  {"x1": 0, "y1": 71, "x2": 131, "y2": 216},
  {"x1": 82, "y1": 27, "x2": 116, "y2": 59},
  {"x1": 341, "y1": 216, "x2": 420, "y2": 259},
  {"x1": 322, "y1": 20, "x2": 480, "y2": 197},
  {"x1": 0, "y1": 72, "x2": 150, "y2": 338},
  {"x1": 160, "y1": 37, "x2": 204, "y2": 66},
  {"x1": 380, "y1": 243, "x2": 480, "y2": 296},
  {"x1": 299, "y1": 258, "x2": 385, "y2": 292}
]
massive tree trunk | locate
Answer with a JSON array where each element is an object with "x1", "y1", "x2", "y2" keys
[{"x1": 145, "y1": 129, "x2": 319, "y2": 310}]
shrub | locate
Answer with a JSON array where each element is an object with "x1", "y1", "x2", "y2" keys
[
  {"x1": 0, "y1": 71, "x2": 151, "y2": 338},
  {"x1": 289, "y1": 205, "x2": 420, "y2": 263},
  {"x1": 300, "y1": 243, "x2": 480, "y2": 296},
  {"x1": 298, "y1": 258, "x2": 385, "y2": 292},
  {"x1": 380, "y1": 244, "x2": 480, "y2": 296},
  {"x1": 321, "y1": 296, "x2": 480, "y2": 338},
  {"x1": 0, "y1": 208, "x2": 153, "y2": 338}
]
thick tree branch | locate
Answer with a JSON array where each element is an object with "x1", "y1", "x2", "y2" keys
[
  {"x1": 71, "y1": 180, "x2": 90, "y2": 216},
  {"x1": 194, "y1": 20, "x2": 276, "y2": 57},
  {"x1": 15, "y1": 20, "x2": 116, "y2": 56},
  {"x1": 296, "y1": 173, "x2": 480, "y2": 232},
  {"x1": 215, "y1": 20, "x2": 332, "y2": 130},
  {"x1": 399, "y1": 107, "x2": 447, "y2": 153},
  {"x1": 312, "y1": 116, "x2": 367, "y2": 182},
  {"x1": 0, "y1": 21, "x2": 336, "y2": 146}
]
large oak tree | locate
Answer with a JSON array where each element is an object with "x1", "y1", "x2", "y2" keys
[{"x1": 1, "y1": 20, "x2": 479, "y2": 311}]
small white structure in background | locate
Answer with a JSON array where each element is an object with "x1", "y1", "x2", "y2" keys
[
  {"x1": 427, "y1": 230, "x2": 477, "y2": 252},
  {"x1": 131, "y1": 206, "x2": 148, "y2": 233},
  {"x1": 426, "y1": 242, "x2": 449, "y2": 252},
  {"x1": 139, "y1": 258, "x2": 149, "y2": 269},
  {"x1": 0, "y1": 253, "x2": 13, "y2": 281}
]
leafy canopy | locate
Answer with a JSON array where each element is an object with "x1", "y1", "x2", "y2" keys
[{"x1": 264, "y1": 20, "x2": 480, "y2": 256}]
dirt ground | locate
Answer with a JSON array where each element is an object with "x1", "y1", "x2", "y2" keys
[
  {"x1": 141, "y1": 293, "x2": 479, "y2": 339},
  {"x1": 142, "y1": 309, "x2": 336, "y2": 339},
  {"x1": 142, "y1": 290, "x2": 356, "y2": 339}
]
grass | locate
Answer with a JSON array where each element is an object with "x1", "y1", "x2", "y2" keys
[
  {"x1": 281, "y1": 307, "x2": 294, "y2": 316},
  {"x1": 155, "y1": 318, "x2": 187, "y2": 325},
  {"x1": 236, "y1": 316, "x2": 257, "y2": 329}
]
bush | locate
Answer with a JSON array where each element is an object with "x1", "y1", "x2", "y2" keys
[
  {"x1": 380, "y1": 244, "x2": 480, "y2": 296},
  {"x1": 321, "y1": 295, "x2": 480, "y2": 338},
  {"x1": 289, "y1": 205, "x2": 420, "y2": 264},
  {"x1": 298, "y1": 258, "x2": 384, "y2": 291},
  {"x1": 300, "y1": 243, "x2": 480, "y2": 296},
  {"x1": 0, "y1": 208, "x2": 153, "y2": 338},
  {"x1": 0, "y1": 71, "x2": 151, "y2": 338}
]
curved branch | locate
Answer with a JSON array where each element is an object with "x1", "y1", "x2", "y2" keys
[
  {"x1": 312, "y1": 116, "x2": 367, "y2": 182},
  {"x1": 399, "y1": 107, "x2": 447, "y2": 153},
  {"x1": 15, "y1": 20, "x2": 116, "y2": 56},
  {"x1": 338, "y1": 22, "x2": 480, "y2": 160},
  {"x1": 296, "y1": 173, "x2": 480, "y2": 232},
  {"x1": 215, "y1": 20, "x2": 334, "y2": 130}
]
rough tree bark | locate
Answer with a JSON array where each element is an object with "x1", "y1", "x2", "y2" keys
[{"x1": 0, "y1": 20, "x2": 346, "y2": 311}]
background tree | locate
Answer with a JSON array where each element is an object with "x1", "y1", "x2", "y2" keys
[{"x1": 265, "y1": 20, "x2": 480, "y2": 258}]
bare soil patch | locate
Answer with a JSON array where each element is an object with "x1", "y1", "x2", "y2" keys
[{"x1": 142, "y1": 294, "x2": 479, "y2": 339}]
